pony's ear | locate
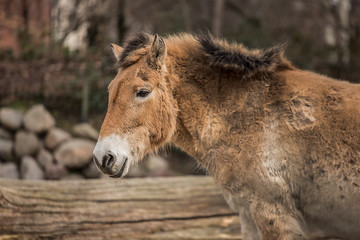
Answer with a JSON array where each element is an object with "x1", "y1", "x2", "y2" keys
[
  {"x1": 110, "y1": 43, "x2": 124, "y2": 61},
  {"x1": 150, "y1": 34, "x2": 166, "y2": 65}
]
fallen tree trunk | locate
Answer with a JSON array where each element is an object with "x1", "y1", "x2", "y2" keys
[{"x1": 0, "y1": 176, "x2": 242, "y2": 239}]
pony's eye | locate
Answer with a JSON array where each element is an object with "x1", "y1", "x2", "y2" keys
[{"x1": 136, "y1": 89, "x2": 150, "y2": 98}]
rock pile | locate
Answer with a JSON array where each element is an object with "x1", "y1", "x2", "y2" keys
[{"x1": 0, "y1": 104, "x2": 101, "y2": 180}]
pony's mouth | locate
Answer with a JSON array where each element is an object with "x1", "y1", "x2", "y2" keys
[{"x1": 110, "y1": 158, "x2": 128, "y2": 178}]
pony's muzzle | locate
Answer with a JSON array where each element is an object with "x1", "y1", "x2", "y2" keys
[
  {"x1": 93, "y1": 134, "x2": 131, "y2": 178},
  {"x1": 93, "y1": 152, "x2": 128, "y2": 178}
]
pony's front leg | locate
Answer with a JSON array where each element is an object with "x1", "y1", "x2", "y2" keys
[
  {"x1": 223, "y1": 193, "x2": 261, "y2": 240},
  {"x1": 239, "y1": 207, "x2": 261, "y2": 240},
  {"x1": 250, "y1": 199, "x2": 307, "y2": 240}
]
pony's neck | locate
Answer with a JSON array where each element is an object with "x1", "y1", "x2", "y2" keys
[{"x1": 164, "y1": 36, "x2": 275, "y2": 170}]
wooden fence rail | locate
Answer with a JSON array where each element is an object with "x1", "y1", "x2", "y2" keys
[{"x1": 0, "y1": 176, "x2": 242, "y2": 239}]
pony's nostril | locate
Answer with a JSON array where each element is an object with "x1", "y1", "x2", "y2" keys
[{"x1": 103, "y1": 153, "x2": 115, "y2": 169}]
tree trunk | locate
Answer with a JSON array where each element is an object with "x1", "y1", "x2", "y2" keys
[
  {"x1": 0, "y1": 176, "x2": 242, "y2": 239},
  {"x1": 181, "y1": 0, "x2": 193, "y2": 31},
  {"x1": 213, "y1": 0, "x2": 225, "y2": 36}
]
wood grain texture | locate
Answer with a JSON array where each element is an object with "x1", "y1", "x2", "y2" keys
[{"x1": 0, "y1": 176, "x2": 242, "y2": 239}]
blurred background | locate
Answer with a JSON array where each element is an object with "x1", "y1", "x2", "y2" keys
[{"x1": 0, "y1": 0, "x2": 359, "y2": 181}]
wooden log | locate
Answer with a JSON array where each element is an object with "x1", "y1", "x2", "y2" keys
[{"x1": 0, "y1": 176, "x2": 242, "y2": 239}]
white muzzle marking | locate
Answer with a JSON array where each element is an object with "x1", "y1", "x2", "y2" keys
[{"x1": 93, "y1": 134, "x2": 131, "y2": 177}]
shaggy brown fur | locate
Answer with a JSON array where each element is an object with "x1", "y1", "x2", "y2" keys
[{"x1": 95, "y1": 33, "x2": 360, "y2": 240}]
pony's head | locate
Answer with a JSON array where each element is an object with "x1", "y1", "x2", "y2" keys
[{"x1": 93, "y1": 34, "x2": 177, "y2": 178}]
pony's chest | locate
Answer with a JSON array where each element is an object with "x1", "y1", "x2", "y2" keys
[{"x1": 197, "y1": 114, "x2": 225, "y2": 142}]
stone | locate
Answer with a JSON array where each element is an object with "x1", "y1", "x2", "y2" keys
[
  {"x1": 44, "y1": 162, "x2": 67, "y2": 180},
  {"x1": 36, "y1": 148, "x2": 53, "y2": 169},
  {"x1": 145, "y1": 156, "x2": 171, "y2": 177},
  {"x1": 23, "y1": 104, "x2": 55, "y2": 133},
  {"x1": 0, "y1": 162, "x2": 19, "y2": 179},
  {"x1": 14, "y1": 131, "x2": 40, "y2": 157},
  {"x1": 82, "y1": 161, "x2": 101, "y2": 179},
  {"x1": 54, "y1": 138, "x2": 95, "y2": 169},
  {"x1": 0, "y1": 127, "x2": 12, "y2": 139},
  {"x1": 44, "y1": 127, "x2": 71, "y2": 150},
  {"x1": 0, "y1": 139, "x2": 15, "y2": 162},
  {"x1": 127, "y1": 165, "x2": 147, "y2": 178},
  {"x1": 61, "y1": 173, "x2": 84, "y2": 180},
  {"x1": 72, "y1": 123, "x2": 99, "y2": 141},
  {"x1": 20, "y1": 156, "x2": 44, "y2": 180},
  {"x1": 0, "y1": 108, "x2": 23, "y2": 130}
]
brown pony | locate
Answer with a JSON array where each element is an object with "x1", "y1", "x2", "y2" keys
[{"x1": 93, "y1": 33, "x2": 360, "y2": 240}]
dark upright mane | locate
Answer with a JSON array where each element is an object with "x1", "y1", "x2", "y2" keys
[
  {"x1": 197, "y1": 34, "x2": 292, "y2": 76},
  {"x1": 116, "y1": 33, "x2": 292, "y2": 74},
  {"x1": 118, "y1": 33, "x2": 151, "y2": 68}
]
